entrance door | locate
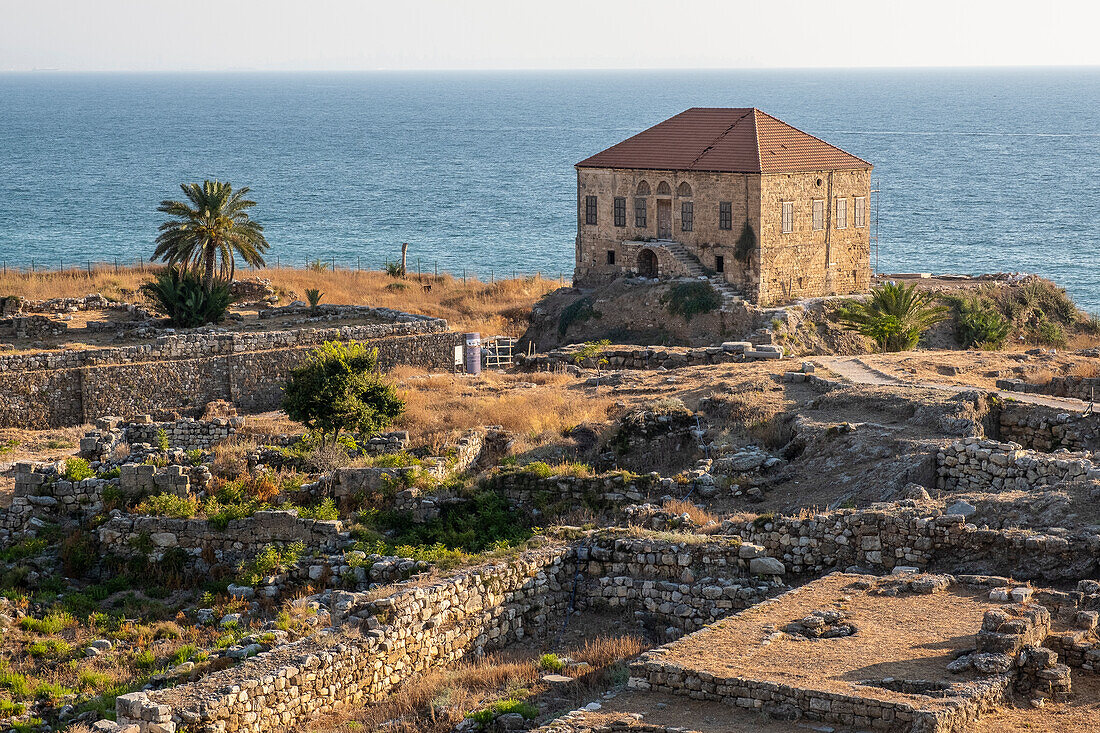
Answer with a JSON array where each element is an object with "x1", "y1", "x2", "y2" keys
[
  {"x1": 657, "y1": 199, "x2": 672, "y2": 238},
  {"x1": 638, "y1": 248, "x2": 658, "y2": 277}
]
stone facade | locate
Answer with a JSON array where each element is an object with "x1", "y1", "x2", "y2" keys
[
  {"x1": 574, "y1": 166, "x2": 871, "y2": 305},
  {"x1": 935, "y1": 437, "x2": 1100, "y2": 492}
]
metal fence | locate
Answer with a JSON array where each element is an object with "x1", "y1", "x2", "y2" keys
[{"x1": 0, "y1": 256, "x2": 570, "y2": 286}]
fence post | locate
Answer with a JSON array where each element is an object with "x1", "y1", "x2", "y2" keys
[
  {"x1": 417, "y1": 257, "x2": 421, "y2": 281},
  {"x1": 357, "y1": 256, "x2": 360, "y2": 272},
  {"x1": 462, "y1": 268, "x2": 466, "y2": 285}
]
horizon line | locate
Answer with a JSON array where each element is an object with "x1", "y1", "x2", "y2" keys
[{"x1": 2, "y1": 63, "x2": 1100, "y2": 75}]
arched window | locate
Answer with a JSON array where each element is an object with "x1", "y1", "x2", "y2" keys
[
  {"x1": 636, "y1": 181, "x2": 651, "y2": 196},
  {"x1": 656, "y1": 181, "x2": 672, "y2": 196},
  {"x1": 677, "y1": 182, "x2": 692, "y2": 198}
]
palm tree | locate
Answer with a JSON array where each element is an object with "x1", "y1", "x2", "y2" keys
[
  {"x1": 152, "y1": 180, "x2": 269, "y2": 289},
  {"x1": 834, "y1": 281, "x2": 949, "y2": 352}
]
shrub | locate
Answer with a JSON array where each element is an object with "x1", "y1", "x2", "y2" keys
[
  {"x1": 134, "y1": 493, "x2": 199, "y2": 519},
  {"x1": 63, "y1": 457, "x2": 95, "y2": 482},
  {"x1": 19, "y1": 612, "x2": 75, "y2": 634},
  {"x1": 283, "y1": 341, "x2": 405, "y2": 447},
  {"x1": 306, "y1": 288, "x2": 324, "y2": 312},
  {"x1": 133, "y1": 649, "x2": 156, "y2": 669},
  {"x1": 60, "y1": 530, "x2": 97, "y2": 575},
  {"x1": 27, "y1": 639, "x2": 72, "y2": 658},
  {"x1": 660, "y1": 282, "x2": 721, "y2": 322},
  {"x1": 170, "y1": 644, "x2": 198, "y2": 666},
  {"x1": 297, "y1": 498, "x2": 338, "y2": 521},
  {"x1": 141, "y1": 267, "x2": 234, "y2": 327},
  {"x1": 833, "y1": 281, "x2": 949, "y2": 352},
  {"x1": 539, "y1": 653, "x2": 564, "y2": 671},
  {"x1": 155, "y1": 428, "x2": 170, "y2": 452},
  {"x1": 383, "y1": 261, "x2": 405, "y2": 278},
  {"x1": 236, "y1": 542, "x2": 305, "y2": 587},
  {"x1": 955, "y1": 299, "x2": 1011, "y2": 349}
]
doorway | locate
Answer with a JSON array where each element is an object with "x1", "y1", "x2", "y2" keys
[
  {"x1": 638, "y1": 248, "x2": 658, "y2": 277},
  {"x1": 657, "y1": 199, "x2": 672, "y2": 238}
]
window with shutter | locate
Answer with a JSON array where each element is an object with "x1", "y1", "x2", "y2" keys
[
  {"x1": 681, "y1": 201, "x2": 693, "y2": 232},
  {"x1": 613, "y1": 197, "x2": 626, "y2": 227},
  {"x1": 719, "y1": 201, "x2": 732, "y2": 230},
  {"x1": 836, "y1": 199, "x2": 847, "y2": 229},
  {"x1": 781, "y1": 202, "x2": 793, "y2": 233},
  {"x1": 585, "y1": 196, "x2": 598, "y2": 225},
  {"x1": 812, "y1": 200, "x2": 824, "y2": 231},
  {"x1": 854, "y1": 197, "x2": 866, "y2": 228},
  {"x1": 634, "y1": 197, "x2": 647, "y2": 228}
]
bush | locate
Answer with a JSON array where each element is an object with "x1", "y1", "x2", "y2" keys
[
  {"x1": 283, "y1": 341, "x2": 405, "y2": 447},
  {"x1": 236, "y1": 542, "x2": 305, "y2": 587},
  {"x1": 539, "y1": 652, "x2": 564, "y2": 671},
  {"x1": 63, "y1": 457, "x2": 95, "y2": 482},
  {"x1": 134, "y1": 493, "x2": 199, "y2": 519},
  {"x1": 383, "y1": 261, "x2": 405, "y2": 278},
  {"x1": 60, "y1": 530, "x2": 97, "y2": 575},
  {"x1": 660, "y1": 282, "x2": 721, "y2": 322},
  {"x1": 156, "y1": 428, "x2": 170, "y2": 452},
  {"x1": 955, "y1": 299, "x2": 1011, "y2": 349},
  {"x1": 306, "y1": 288, "x2": 324, "y2": 312},
  {"x1": 297, "y1": 498, "x2": 338, "y2": 521},
  {"x1": 834, "y1": 281, "x2": 948, "y2": 352},
  {"x1": 141, "y1": 267, "x2": 234, "y2": 327}
]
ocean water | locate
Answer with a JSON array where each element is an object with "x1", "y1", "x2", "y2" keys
[{"x1": 1, "y1": 68, "x2": 1098, "y2": 308}]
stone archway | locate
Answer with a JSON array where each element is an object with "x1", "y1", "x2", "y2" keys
[{"x1": 638, "y1": 248, "x2": 659, "y2": 277}]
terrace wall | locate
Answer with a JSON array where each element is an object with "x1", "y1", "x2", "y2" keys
[{"x1": 0, "y1": 318, "x2": 458, "y2": 428}]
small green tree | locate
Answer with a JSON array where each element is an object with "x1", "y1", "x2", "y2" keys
[
  {"x1": 282, "y1": 341, "x2": 405, "y2": 447},
  {"x1": 834, "y1": 281, "x2": 948, "y2": 352}
]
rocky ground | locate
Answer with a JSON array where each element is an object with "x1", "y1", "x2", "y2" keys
[{"x1": 2, "y1": 279, "x2": 1100, "y2": 733}]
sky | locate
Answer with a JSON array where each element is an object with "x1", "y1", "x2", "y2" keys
[{"x1": 1, "y1": 0, "x2": 1097, "y2": 72}]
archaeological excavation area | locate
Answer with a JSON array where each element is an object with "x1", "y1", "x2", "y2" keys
[{"x1": 1, "y1": 280, "x2": 1100, "y2": 733}]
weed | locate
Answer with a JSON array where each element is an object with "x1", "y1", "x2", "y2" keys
[
  {"x1": 63, "y1": 457, "x2": 95, "y2": 482},
  {"x1": 538, "y1": 653, "x2": 563, "y2": 672},
  {"x1": 660, "y1": 281, "x2": 720, "y2": 322}
]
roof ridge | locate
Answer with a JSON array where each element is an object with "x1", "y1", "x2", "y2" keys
[
  {"x1": 754, "y1": 108, "x2": 874, "y2": 169},
  {"x1": 686, "y1": 108, "x2": 757, "y2": 172},
  {"x1": 751, "y1": 108, "x2": 763, "y2": 172}
]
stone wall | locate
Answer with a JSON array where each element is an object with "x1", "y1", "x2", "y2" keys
[
  {"x1": 516, "y1": 342, "x2": 783, "y2": 372},
  {"x1": 721, "y1": 507, "x2": 1100, "y2": 583},
  {"x1": 936, "y1": 437, "x2": 1099, "y2": 492},
  {"x1": 998, "y1": 376, "x2": 1100, "y2": 403},
  {"x1": 0, "y1": 462, "x2": 115, "y2": 539},
  {"x1": 97, "y1": 510, "x2": 346, "y2": 575},
  {"x1": 81, "y1": 417, "x2": 242, "y2": 459},
  {"x1": 575, "y1": 535, "x2": 784, "y2": 636},
  {"x1": 116, "y1": 546, "x2": 573, "y2": 733},
  {"x1": 0, "y1": 318, "x2": 459, "y2": 428},
  {"x1": 996, "y1": 403, "x2": 1100, "y2": 452}
]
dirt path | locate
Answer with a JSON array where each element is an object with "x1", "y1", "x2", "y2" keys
[{"x1": 815, "y1": 356, "x2": 1093, "y2": 412}]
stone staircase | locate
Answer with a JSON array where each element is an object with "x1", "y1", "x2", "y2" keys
[{"x1": 657, "y1": 240, "x2": 744, "y2": 306}]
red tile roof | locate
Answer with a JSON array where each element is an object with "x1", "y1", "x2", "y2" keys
[{"x1": 576, "y1": 108, "x2": 871, "y2": 174}]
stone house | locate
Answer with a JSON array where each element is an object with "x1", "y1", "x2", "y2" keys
[{"x1": 574, "y1": 107, "x2": 872, "y2": 305}]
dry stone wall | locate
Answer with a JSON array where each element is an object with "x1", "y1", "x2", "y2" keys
[
  {"x1": 115, "y1": 546, "x2": 573, "y2": 733},
  {"x1": 996, "y1": 404, "x2": 1100, "y2": 452},
  {"x1": 97, "y1": 510, "x2": 347, "y2": 575},
  {"x1": 0, "y1": 318, "x2": 458, "y2": 428},
  {"x1": 517, "y1": 342, "x2": 783, "y2": 372},
  {"x1": 936, "y1": 437, "x2": 1100, "y2": 492}
]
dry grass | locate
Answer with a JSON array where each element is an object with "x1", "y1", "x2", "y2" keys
[
  {"x1": 1067, "y1": 361, "x2": 1100, "y2": 379},
  {"x1": 1024, "y1": 367, "x2": 1056, "y2": 385},
  {"x1": 662, "y1": 498, "x2": 720, "y2": 527},
  {"x1": 305, "y1": 631, "x2": 647, "y2": 733},
  {"x1": 0, "y1": 266, "x2": 558, "y2": 337},
  {"x1": 392, "y1": 370, "x2": 614, "y2": 453}
]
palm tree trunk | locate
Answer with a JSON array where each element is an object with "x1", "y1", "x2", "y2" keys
[{"x1": 203, "y1": 246, "x2": 216, "y2": 291}]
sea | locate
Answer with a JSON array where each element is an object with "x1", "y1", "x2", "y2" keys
[{"x1": 1, "y1": 68, "x2": 1098, "y2": 309}]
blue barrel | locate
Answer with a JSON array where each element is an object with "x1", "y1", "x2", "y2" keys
[{"x1": 464, "y1": 333, "x2": 481, "y2": 375}]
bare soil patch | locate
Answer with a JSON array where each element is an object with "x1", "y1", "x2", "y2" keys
[{"x1": 663, "y1": 573, "x2": 999, "y2": 708}]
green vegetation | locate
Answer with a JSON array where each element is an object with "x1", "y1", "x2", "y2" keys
[
  {"x1": 297, "y1": 498, "x2": 338, "y2": 521},
  {"x1": 571, "y1": 339, "x2": 610, "y2": 374},
  {"x1": 63, "y1": 457, "x2": 95, "y2": 482},
  {"x1": 141, "y1": 267, "x2": 236, "y2": 327},
  {"x1": 383, "y1": 261, "x2": 405, "y2": 278},
  {"x1": 283, "y1": 341, "x2": 405, "y2": 447},
  {"x1": 733, "y1": 221, "x2": 757, "y2": 263},
  {"x1": 953, "y1": 297, "x2": 1011, "y2": 349},
  {"x1": 466, "y1": 698, "x2": 540, "y2": 725},
  {"x1": 236, "y1": 542, "x2": 305, "y2": 587},
  {"x1": 558, "y1": 296, "x2": 601, "y2": 336},
  {"x1": 660, "y1": 281, "x2": 721, "y2": 322},
  {"x1": 834, "y1": 281, "x2": 949, "y2": 352},
  {"x1": 306, "y1": 287, "x2": 324, "y2": 312},
  {"x1": 152, "y1": 180, "x2": 270, "y2": 289},
  {"x1": 156, "y1": 428, "x2": 170, "y2": 452},
  {"x1": 538, "y1": 652, "x2": 564, "y2": 671}
]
